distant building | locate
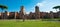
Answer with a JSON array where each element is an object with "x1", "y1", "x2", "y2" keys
[
  {"x1": 35, "y1": 6, "x2": 40, "y2": 19},
  {"x1": 0, "y1": 6, "x2": 60, "y2": 19},
  {"x1": 19, "y1": 6, "x2": 25, "y2": 19}
]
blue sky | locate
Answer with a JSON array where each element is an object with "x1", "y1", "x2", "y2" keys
[{"x1": 0, "y1": 0, "x2": 60, "y2": 14}]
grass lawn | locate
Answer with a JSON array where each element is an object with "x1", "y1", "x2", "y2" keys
[{"x1": 0, "y1": 19, "x2": 60, "y2": 27}]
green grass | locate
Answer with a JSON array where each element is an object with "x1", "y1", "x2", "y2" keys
[{"x1": 0, "y1": 19, "x2": 60, "y2": 27}]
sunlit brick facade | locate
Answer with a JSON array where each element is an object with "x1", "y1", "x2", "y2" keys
[{"x1": 0, "y1": 6, "x2": 60, "y2": 19}]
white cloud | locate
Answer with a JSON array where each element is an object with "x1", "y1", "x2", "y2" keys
[
  {"x1": 36, "y1": 3, "x2": 43, "y2": 6},
  {"x1": 28, "y1": 0, "x2": 60, "y2": 14},
  {"x1": 35, "y1": 0, "x2": 60, "y2": 12},
  {"x1": 26, "y1": 12, "x2": 29, "y2": 14}
]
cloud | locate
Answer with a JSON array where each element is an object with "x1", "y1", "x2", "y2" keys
[
  {"x1": 35, "y1": 0, "x2": 60, "y2": 12},
  {"x1": 26, "y1": 12, "x2": 29, "y2": 14},
  {"x1": 36, "y1": 3, "x2": 44, "y2": 7},
  {"x1": 27, "y1": 0, "x2": 60, "y2": 14}
]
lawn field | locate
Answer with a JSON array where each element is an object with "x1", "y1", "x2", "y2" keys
[{"x1": 0, "y1": 19, "x2": 60, "y2": 27}]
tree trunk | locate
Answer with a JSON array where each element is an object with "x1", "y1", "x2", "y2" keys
[
  {"x1": 23, "y1": 15, "x2": 24, "y2": 22},
  {"x1": 23, "y1": 15, "x2": 25, "y2": 22}
]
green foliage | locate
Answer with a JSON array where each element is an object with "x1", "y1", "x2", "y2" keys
[
  {"x1": 0, "y1": 4, "x2": 8, "y2": 10},
  {"x1": 53, "y1": 6, "x2": 60, "y2": 10}
]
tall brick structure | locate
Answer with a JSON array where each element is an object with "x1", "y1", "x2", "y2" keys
[
  {"x1": 35, "y1": 6, "x2": 40, "y2": 19},
  {"x1": 19, "y1": 6, "x2": 25, "y2": 19}
]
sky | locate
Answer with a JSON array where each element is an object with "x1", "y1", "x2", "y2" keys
[{"x1": 0, "y1": 0, "x2": 60, "y2": 14}]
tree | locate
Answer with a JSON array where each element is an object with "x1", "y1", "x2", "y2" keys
[
  {"x1": 53, "y1": 6, "x2": 60, "y2": 11},
  {"x1": 0, "y1": 4, "x2": 8, "y2": 19},
  {"x1": 53, "y1": 6, "x2": 60, "y2": 18}
]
